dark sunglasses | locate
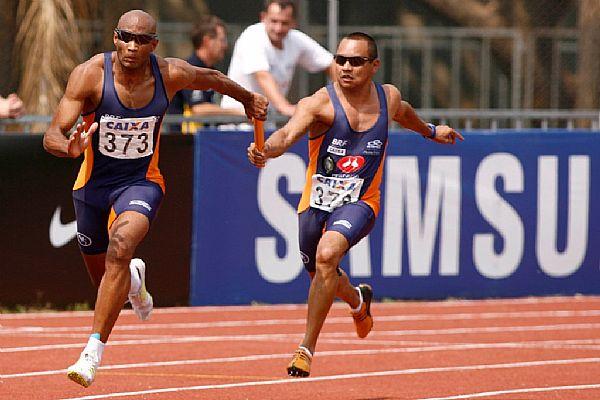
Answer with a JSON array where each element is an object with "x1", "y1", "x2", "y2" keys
[
  {"x1": 114, "y1": 29, "x2": 158, "y2": 45},
  {"x1": 334, "y1": 54, "x2": 375, "y2": 67}
]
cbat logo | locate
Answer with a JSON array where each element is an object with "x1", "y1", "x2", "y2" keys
[
  {"x1": 77, "y1": 232, "x2": 93, "y2": 247},
  {"x1": 300, "y1": 251, "x2": 310, "y2": 264},
  {"x1": 367, "y1": 140, "x2": 383, "y2": 150},
  {"x1": 336, "y1": 155, "x2": 365, "y2": 174}
]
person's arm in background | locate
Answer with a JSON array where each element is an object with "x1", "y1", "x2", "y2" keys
[
  {"x1": 296, "y1": 31, "x2": 335, "y2": 82},
  {"x1": 254, "y1": 70, "x2": 296, "y2": 117},
  {"x1": 0, "y1": 93, "x2": 25, "y2": 119}
]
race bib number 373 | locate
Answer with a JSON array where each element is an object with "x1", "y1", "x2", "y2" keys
[
  {"x1": 98, "y1": 115, "x2": 157, "y2": 159},
  {"x1": 309, "y1": 174, "x2": 364, "y2": 212}
]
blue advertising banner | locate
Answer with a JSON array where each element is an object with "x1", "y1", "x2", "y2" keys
[{"x1": 191, "y1": 130, "x2": 599, "y2": 305}]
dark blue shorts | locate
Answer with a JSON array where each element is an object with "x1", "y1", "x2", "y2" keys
[
  {"x1": 72, "y1": 182, "x2": 163, "y2": 255},
  {"x1": 298, "y1": 201, "x2": 375, "y2": 273}
]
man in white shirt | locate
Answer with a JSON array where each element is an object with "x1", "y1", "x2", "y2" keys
[{"x1": 221, "y1": 0, "x2": 333, "y2": 117}]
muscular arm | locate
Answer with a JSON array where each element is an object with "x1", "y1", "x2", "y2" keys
[
  {"x1": 388, "y1": 84, "x2": 463, "y2": 144},
  {"x1": 191, "y1": 103, "x2": 245, "y2": 116},
  {"x1": 387, "y1": 85, "x2": 432, "y2": 138},
  {"x1": 254, "y1": 71, "x2": 296, "y2": 117},
  {"x1": 43, "y1": 61, "x2": 99, "y2": 157},
  {"x1": 166, "y1": 58, "x2": 254, "y2": 110},
  {"x1": 248, "y1": 90, "x2": 329, "y2": 167}
]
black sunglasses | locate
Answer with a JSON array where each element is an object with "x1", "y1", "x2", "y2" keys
[
  {"x1": 334, "y1": 54, "x2": 375, "y2": 67},
  {"x1": 114, "y1": 29, "x2": 158, "y2": 45}
]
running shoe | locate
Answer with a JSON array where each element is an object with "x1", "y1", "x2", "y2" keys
[
  {"x1": 352, "y1": 283, "x2": 373, "y2": 338},
  {"x1": 287, "y1": 346, "x2": 312, "y2": 377},
  {"x1": 128, "y1": 258, "x2": 153, "y2": 321},
  {"x1": 67, "y1": 351, "x2": 99, "y2": 388}
]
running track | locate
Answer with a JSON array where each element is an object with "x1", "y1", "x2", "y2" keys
[{"x1": 2, "y1": 296, "x2": 600, "y2": 399}]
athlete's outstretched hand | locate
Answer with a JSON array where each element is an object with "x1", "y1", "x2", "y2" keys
[
  {"x1": 247, "y1": 142, "x2": 267, "y2": 168},
  {"x1": 68, "y1": 121, "x2": 98, "y2": 158},
  {"x1": 243, "y1": 93, "x2": 268, "y2": 121},
  {"x1": 431, "y1": 125, "x2": 464, "y2": 145}
]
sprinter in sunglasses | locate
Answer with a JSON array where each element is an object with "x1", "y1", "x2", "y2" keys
[
  {"x1": 43, "y1": 9, "x2": 268, "y2": 388},
  {"x1": 248, "y1": 32, "x2": 463, "y2": 378}
]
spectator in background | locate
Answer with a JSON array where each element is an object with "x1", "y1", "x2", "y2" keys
[
  {"x1": 221, "y1": 0, "x2": 333, "y2": 118},
  {"x1": 167, "y1": 15, "x2": 243, "y2": 133},
  {"x1": 0, "y1": 93, "x2": 24, "y2": 119}
]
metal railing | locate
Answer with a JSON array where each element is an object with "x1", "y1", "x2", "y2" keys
[
  {"x1": 78, "y1": 23, "x2": 582, "y2": 111},
  {"x1": 2, "y1": 110, "x2": 598, "y2": 135}
]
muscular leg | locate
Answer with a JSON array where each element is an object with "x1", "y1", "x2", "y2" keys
[
  {"x1": 91, "y1": 211, "x2": 149, "y2": 342},
  {"x1": 301, "y1": 231, "x2": 349, "y2": 354},
  {"x1": 308, "y1": 268, "x2": 360, "y2": 309}
]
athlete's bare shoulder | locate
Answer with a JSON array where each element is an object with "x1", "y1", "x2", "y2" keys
[
  {"x1": 301, "y1": 87, "x2": 333, "y2": 119},
  {"x1": 157, "y1": 56, "x2": 194, "y2": 95},
  {"x1": 382, "y1": 84, "x2": 402, "y2": 118},
  {"x1": 66, "y1": 53, "x2": 104, "y2": 100},
  {"x1": 301, "y1": 87, "x2": 334, "y2": 136}
]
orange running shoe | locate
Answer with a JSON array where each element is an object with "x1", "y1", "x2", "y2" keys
[
  {"x1": 352, "y1": 284, "x2": 373, "y2": 338},
  {"x1": 287, "y1": 346, "x2": 312, "y2": 377}
]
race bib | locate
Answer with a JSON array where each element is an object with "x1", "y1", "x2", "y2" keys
[
  {"x1": 309, "y1": 174, "x2": 364, "y2": 212},
  {"x1": 98, "y1": 115, "x2": 157, "y2": 159}
]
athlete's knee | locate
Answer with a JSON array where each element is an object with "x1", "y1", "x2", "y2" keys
[
  {"x1": 105, "y1": 236, "x2": 135, "y2": 267},
  {"x1": 315, "y1": 246, "x2": 342, "y2": 271}
]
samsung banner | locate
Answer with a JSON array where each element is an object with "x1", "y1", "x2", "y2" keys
[{"x1": 191, "y1": 130, "x2": 598, "y2": 305}]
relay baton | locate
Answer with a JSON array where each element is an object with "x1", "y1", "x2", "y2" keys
[{"x1": 253, "y1": 118, "x2": 264, "y2": 152}]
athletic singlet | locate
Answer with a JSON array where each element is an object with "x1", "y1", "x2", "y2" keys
[
  {"x1": 298, "y1": 83, "x2": 388, "y2": 216},
  {"x1": 73, "y1": 52, "x2": 169, "y2": 195}
]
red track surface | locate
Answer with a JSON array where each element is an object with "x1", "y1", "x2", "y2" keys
[{"x1": 2, "y1": 296, "x2": 600, "y2": 399}]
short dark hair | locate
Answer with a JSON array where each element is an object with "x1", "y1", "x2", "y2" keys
[
  {"x1": 191, "y1": 15, "x2": 225, "y2": 49},
  {"x1": 342, "y1": 32, "x2": 378, "y2": 59},
  {"x1": 264, "y1": 0, "x2": 296, "y2": 18}
]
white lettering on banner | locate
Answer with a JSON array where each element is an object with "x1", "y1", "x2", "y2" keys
[
  {"x1": 256, "y1": 154, "x2": 305, "y2": 283},
  {"x1": 473, "y1": 153, "x2": 524, "y2": 279},
  {"x1": 536, "y1": 156, "x2": 590, "y2": 277},
  {"x1": 255, "y1": 152, "x2": 591, "y2": 282},
  {"x1": 382, "y1": 156, "x2": 461, "y2": 277},
  {"x1": 349, "y1": 237, "x2": 372, "y2": 277}
]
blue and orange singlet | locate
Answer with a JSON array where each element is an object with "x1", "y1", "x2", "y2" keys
[
  {"x1": 298, "y1": 83, "x2": 389, "y2": 216},
  {"x1": 73, "y1": 52, "x2": 169, "y2": 197}
]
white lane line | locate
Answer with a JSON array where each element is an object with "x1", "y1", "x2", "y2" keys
[
  {"x1": 6, "y1": 339, "x2": 600, "y2": 379},
  {"x1": 3, "y1": 309, "x2": 600, "y2": 334},
  {"x1": 5, "y1": 322, "x2": 600, "y2": 353},
  {"x1": 415, "y1": 383, "x2": 600, "y2": 400},
  {"x1": 58, "y1": 357, "x2": 600, "y2": 400},
  {"x1": 0, "y1": 333, "x2": 304, "y2": 353},
  {"x1": 2, "y1": 295, "x2": 599, "y2": 319}
]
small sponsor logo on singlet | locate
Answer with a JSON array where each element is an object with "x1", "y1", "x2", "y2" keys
[
  {"x1": 327, "y1": 145, "x2": 346, "y2": 156},
  {"x1": 337, "y1": 155, "x2": 365, "y2": 174},
  {"x1": 322, "y1": 155, "x2": 335, "y2": 175},
  {"x1": 366, "y1": 139, "x2": 383, "y2": 149}
]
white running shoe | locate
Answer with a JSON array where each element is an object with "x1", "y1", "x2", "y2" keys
[
  {"x1": 128, "y1": 258, "x2": 153, "y2": 321},
  {"x1": 67, "y1": 351, "x2": 99, "y2": 388}
]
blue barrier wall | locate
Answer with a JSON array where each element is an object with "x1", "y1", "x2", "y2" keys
[{"x1": 191, "y1": 130, "x2": 598, "y2": 305}]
